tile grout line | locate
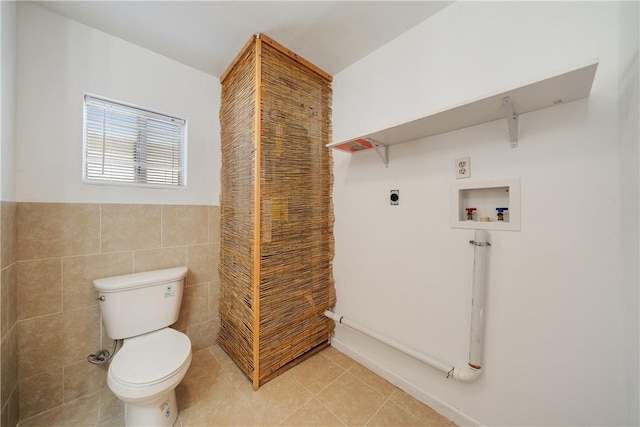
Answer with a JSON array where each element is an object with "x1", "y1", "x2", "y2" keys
[
  {"x1": 21, "y1": 344, "x2": 454, "y2": 426},
  {"x1": 363, "y1": 393, "x2": 393, "y2": 427},
  {"x1": 312, "y1": 382, "x2": 349, "y2": 427},
  {"x1": 344, "y1": 365, "x2": 390, "y2": 427},
  {"x1": 302, "y1": 354, "x2": 362, "y2": 426},
  {"x1": 306, "y1": 362, "x2": 393, "y2": 427}
]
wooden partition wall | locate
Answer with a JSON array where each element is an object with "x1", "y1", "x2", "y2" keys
[{"x1": 218, "y1": 34, "x2": 336, "y2": 389}]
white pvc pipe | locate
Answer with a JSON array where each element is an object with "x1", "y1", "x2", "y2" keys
[
  {"x1": 449, "y1": 230, "x2": 489, "y2": 382},
  {"x1": 324, "y1": 310, "x2": 453, "y2": 374},
  {"x1": 325, "y1": 229, "x2": 490, "y2": 382},
  {"x1": 468, "y1": 229, "x2": 488, "y2": 369}
]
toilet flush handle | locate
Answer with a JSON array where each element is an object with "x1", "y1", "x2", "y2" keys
[{"x1": 96, "y1": 295, "x2": 106, "y2": 302}]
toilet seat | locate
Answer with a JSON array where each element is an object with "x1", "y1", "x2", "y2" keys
[{"x1": 108, "y1": 328, "x2": 191, "y2": 403}]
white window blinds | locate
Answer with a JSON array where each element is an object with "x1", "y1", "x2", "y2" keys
[{"x1": 83, "y1": 94, "x2": 186, "y2": 188}]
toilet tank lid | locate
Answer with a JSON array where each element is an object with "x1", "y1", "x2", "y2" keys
[{"x1": 93, "y1": 267, "x2": 188, "y2": 292}]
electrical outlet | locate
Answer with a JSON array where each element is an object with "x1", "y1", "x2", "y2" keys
[
  {"x1": 455, "y1": 157, "x2": 470, "y2": 179},
  {"x1": 390, "y1": 189, "x2": 399, "y2": 205}
]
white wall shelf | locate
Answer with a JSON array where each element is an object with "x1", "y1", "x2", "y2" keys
[{"x1": 328, "y1": 60, "x2": 598, "y2": 165}]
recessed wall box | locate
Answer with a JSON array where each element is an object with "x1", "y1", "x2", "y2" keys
[{"x1": 450, "y1": 179, "x2": 521, "y2": 231}]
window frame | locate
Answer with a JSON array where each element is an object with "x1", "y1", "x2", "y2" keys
[{"x1": 82, "y1": 93, "x2": 187, "y2": 189}]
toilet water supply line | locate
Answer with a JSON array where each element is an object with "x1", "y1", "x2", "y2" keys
[
  {"x1": 87, "y1": 338, "x2": 119, "y2": 365},
  {"x1": 324, "y1": 229, "x2": 490, "y2": 382},
  {"x1": 87, "y1": 310, "x2": 121, "y2": 365}
]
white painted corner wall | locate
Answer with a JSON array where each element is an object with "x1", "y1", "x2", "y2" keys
[
  {"x1": 331, "y1": 2, "x2": 638, "y2": 426},
  {"x1": 15, "y1": 3, "x2": 221, "y2": 205},
  {"x1": 617, "y1": 1, "x2": 640, "y2": 425},
  {"x1": 1, "y1": 1, "x2": 17, "y2": 201}
]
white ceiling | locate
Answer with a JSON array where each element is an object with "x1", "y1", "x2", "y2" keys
[{"x1": 34, "y1": 1, "x2": 453, "y2": 78}]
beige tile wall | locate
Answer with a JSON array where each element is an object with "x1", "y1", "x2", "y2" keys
[
  {"x1": 1, "y1": 201, "x2": 19, "y2": 427},
  {"x1": 15, "y1": 202, "x2": 221, "y2": 422}
]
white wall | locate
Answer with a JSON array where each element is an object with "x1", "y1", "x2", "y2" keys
[
  {"x1": 15, "y1": 3, "x2": 220, "y2": 205},
  {"x1": 1, "y1": 0, "x2": 16, "y2": 201},
  {"x1": 617, "y1": 2, "x2": 639, "y2": 425},
  {"x1": 331, "y1": 2, "x2": 637, "y2": 426}
]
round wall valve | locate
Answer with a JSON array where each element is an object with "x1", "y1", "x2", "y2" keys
[
  {"x1": 465, "y1": 208, "x2": 476, "y2": 221},
  {"x1": 390, "y1": 190, "x2": 399, "y2": 205},
  {"x1": 496, "y1": 207, "x2": 509, "y2": 221}
]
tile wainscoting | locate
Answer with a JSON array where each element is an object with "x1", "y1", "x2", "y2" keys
[
  {"x1": 1, "y1": 201, "x2": 19, "y2": 427},
  {"x1": 2, "y1": 202, "x2": 220, "y2": 425}
]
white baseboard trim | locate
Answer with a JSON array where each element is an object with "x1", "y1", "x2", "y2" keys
[{"x1": 330, "y1": 336, "x2": 483, "y2": 427}]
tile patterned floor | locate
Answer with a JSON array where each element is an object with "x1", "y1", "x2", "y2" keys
[{"x1": 18, "y1": 345, "x2": 456, "y2": 426}]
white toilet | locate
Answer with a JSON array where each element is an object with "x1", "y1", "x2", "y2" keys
[{"x1": 93, "y1": 266, "x2": 192, "y2": 427}]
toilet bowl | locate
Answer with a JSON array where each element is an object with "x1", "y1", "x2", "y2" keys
[
  {"x1": 93, "y1": 267, "x2": 191, "y2": 427},
  {"x1": 108, "y1": 328, "x2": 192, "y2": 426}
]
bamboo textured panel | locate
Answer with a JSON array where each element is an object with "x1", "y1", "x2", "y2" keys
[
  {"x1": 218, "y1": 34, "x2": 335, "y2": 388},
  {"x1": 218, "y1": 42, "x2": 257, "y2": 380}
]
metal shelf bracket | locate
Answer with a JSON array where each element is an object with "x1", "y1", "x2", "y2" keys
[
  {"x1": 502, "y1": 96, "x2": 519, "y2": 148},
  {"x1": 369, "y1": 139, "x2": 389, "y2": 167}
]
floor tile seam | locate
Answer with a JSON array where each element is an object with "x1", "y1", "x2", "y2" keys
[
  {"x1": 204, "y1": 348, "x2": 249, "y2": 391},
  {"x1": 389, "y1": 389, "x2": 427, "y2": 423},
  {"x1": 179, "y1": 375, "x2": 244, "y2": 417},
  {"x1": 320, "y1": 352, "x2": 355, "y2": 384},
  {"x1": 361, "y1": 393, "x2": 394, "y2": 427},
  {"x1": 82, "y1": 392, "x2": 107, "y2": 427},
  {"x1": 345, "y1": 369, "x2": 390, "y2": 426},
  {"x1": 184, "y1": 393, "x2": 252, "y2": 427},
  {"x1": 309, "y1": 394, "x2": 349, "y2": 427},
  {"x1": 319, "y1": 349, "x2": 353, "y2": 372},
  {"x1": 249, "y1": 384, "x2": 312, "y2": 427},
  {"x1": 94, "y1": 390, "x2": 107, "y2": 426},
  {"x1": 348, "y1": 364, "x2": 444, "y2": 425},
  {"x1": 16, "y1": 391, "x2": 102, "y2": 427},
  {"x1": 183, "y1": 356, "x2": 227, "y2": 383},
  {"x1": 288, "y1": 370, "x2": 316, "y2": 396},
  {"x1": 260, "y1": 370, "x2": 318, "y2": 426},
  {"x1": 304, "y1": 366, "x2": 350, "y2": 398},
  {"x1": 227, "y1": 375, "x2": 253, "y2": 394},
  {"x1": 391, "y1": 396, "x2": 431, "y2": 425},
  {"x1": 15, "y1": 409, "x2": 47, "y2": 427},
  {"x1": 203, "y1": 345, "x2": 218, "y2": 358},
  {"x1": 222, "y1": 390, "x2": 298, "y2": 426},
  {"x1": 209, "y1": 348, "x2": 246, "y2": 380},
  {"x1": 311, "y1": 369, "x2": 388, "y2": 427},
  {"x1": 200, "y1": 343, "x2": 235, "y2": 364},
  {"x1": 234, "y1": 390, "x2": 270, "y2": 426},
  {"x1": 272, "y1": 392, "x2": 317, "y2": 426},
  {"x1": 176, "y1": 393, "x2": 220, "y2": 427},
  {"x1": 342, "y1": 366, "x2": 390, "y2": 401},
  {"x1": 219, "y1": 362, "x2": 254, "y2": 394},
  {"x1": 175, "y1": 405, "x2": 200, "y2": 426},
  {"x1": 387, "y1": 388, "x2": 440, "y2": 425},
  {"x1": 218, "y1": 360, "x2": 239, "y2": 376},
  {"x1": 217, "y1": 375, "x2": 249, "y2": 408}
]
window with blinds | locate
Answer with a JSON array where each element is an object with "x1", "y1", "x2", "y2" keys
[{"x1": 83, "y1": 94, "x2": 186, "y2": 188}]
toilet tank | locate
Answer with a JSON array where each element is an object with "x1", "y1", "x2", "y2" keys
[{"x1": 93, "y1": 267, "x2": 188, "y2": 339}]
